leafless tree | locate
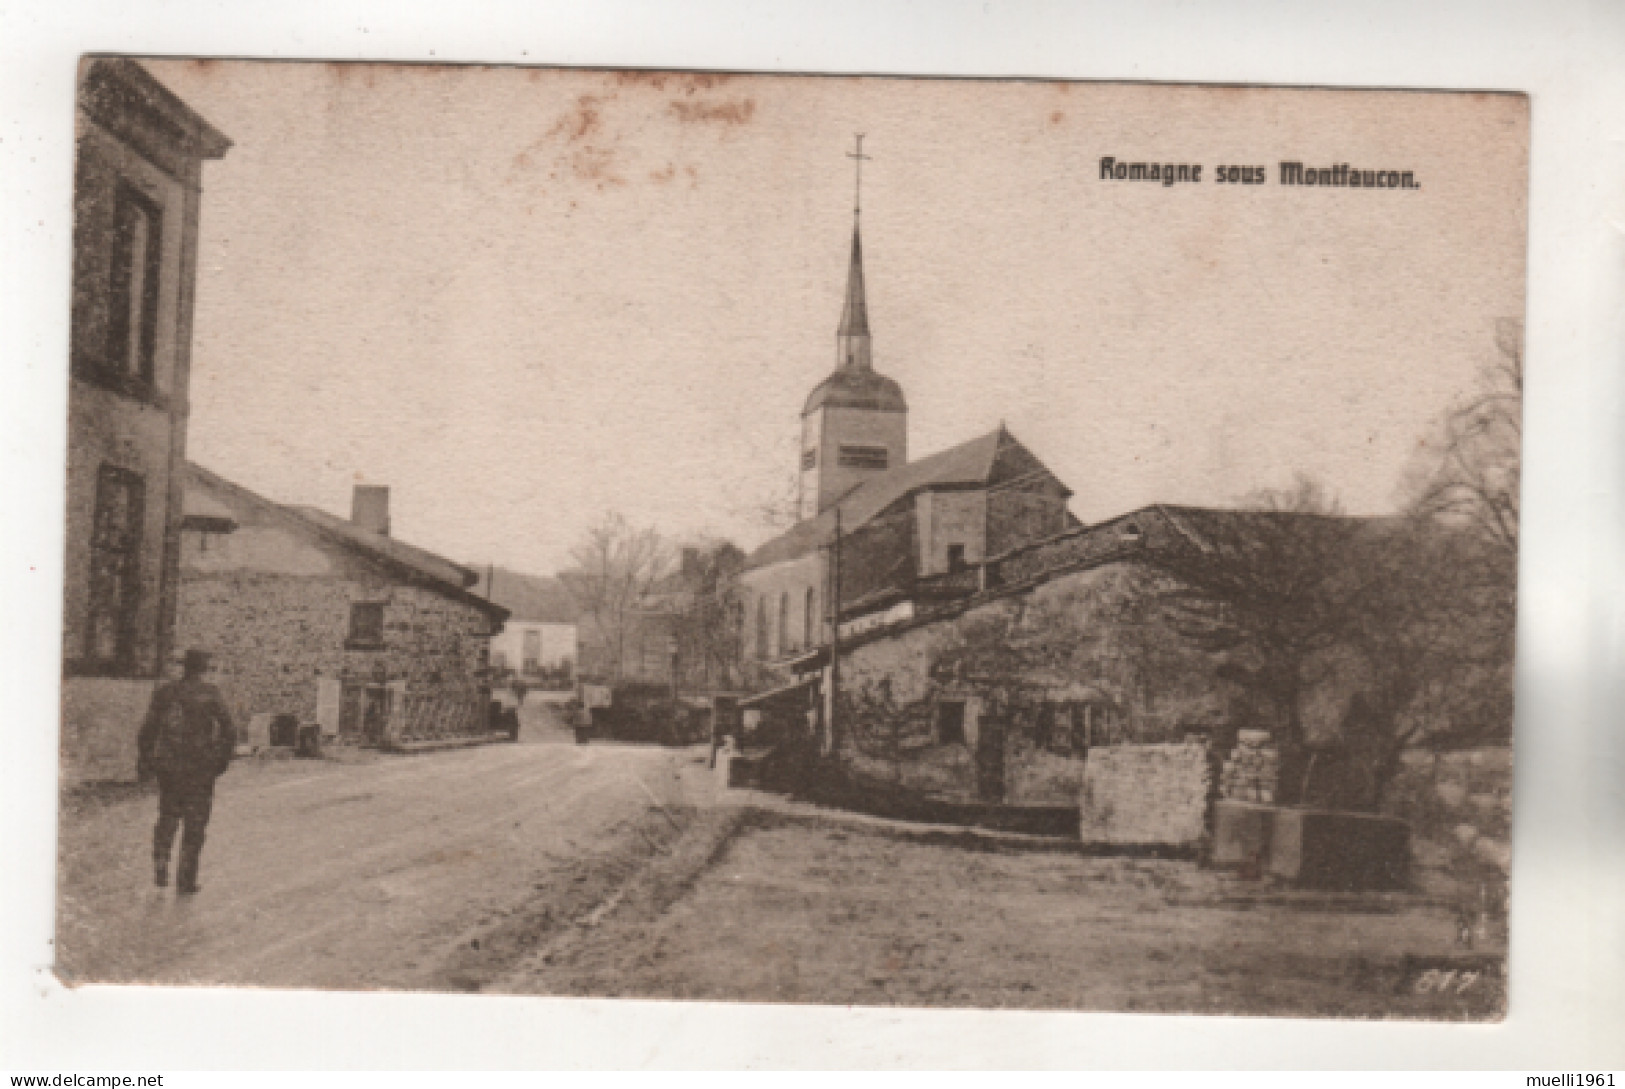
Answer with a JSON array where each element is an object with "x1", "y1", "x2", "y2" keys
[
  {"x1": 1406, "y1": 318, "x2": 1523, "y2": 556},
  {"x1": 674, "y1": 537, "x2": 747, "y2": 689},
  {"x1": 1151, "y1": 465, "x2": 1515, "y2": 809},
  {"x1": 1147, "y1": 476, "x2": 1367, "y2": 803},
  {"x1": 737, "y1": 468, "x2": 804, "y2": 531},
  {"x1": 560, "y1": 512, "x2": 675, "y2": 683}
]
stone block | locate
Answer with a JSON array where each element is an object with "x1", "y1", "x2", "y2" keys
[
  {"x1": 1211, "y1": 800, "x2": 1274, "y2": 867},
  {"x1": 1267, "y1": 808, "x2": 1411, "y2": 890}
]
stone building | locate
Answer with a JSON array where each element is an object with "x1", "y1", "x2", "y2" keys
[
  {"x1": 61, "y1": 60, "x2": 231, "y2": 782},
  {"x1": 177, "y1": 465, "x2": 509, "y2": 747},
  {"x1": 823, "y1": 506, "x2": 1230, "y2": 807}
]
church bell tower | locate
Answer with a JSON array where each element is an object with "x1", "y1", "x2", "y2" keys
[{"x1": 797, "y1": 137, "x2": 908, "y2": 522}]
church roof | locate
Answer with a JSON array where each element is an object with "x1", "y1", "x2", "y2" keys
[
  {"x1": 746, "y1": 426, "x2": 1070, "y2": 570},
  {"x1": 804, "y1": 222, "x2": 907, "y2": 415},
  {"x1": 802, "y1": 367, "x2": 908, "y2": 414}
]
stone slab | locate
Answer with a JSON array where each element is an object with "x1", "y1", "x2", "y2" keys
[
  {"x1": 1211, "y1": 800, "x2": 1275, "y2": 867},
  {"x1": 1268, "y1": 807, "x2": 1411, "y2": 890}
]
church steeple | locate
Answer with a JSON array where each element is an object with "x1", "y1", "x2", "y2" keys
[
  {"x1": 836, "y1": 223, "x2": 872, "y2": 370},
  {"x1": 796, "y1": 136, "x2": 907, "y2": 522}
]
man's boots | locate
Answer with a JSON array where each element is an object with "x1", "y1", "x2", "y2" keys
[{"x1": 176, "y1": 846, "x2": 201, "y2": 895}]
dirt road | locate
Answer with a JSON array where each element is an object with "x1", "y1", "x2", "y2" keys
[
  {"x1": 500, "y1": 811, "x2": 1505, "y2": 1019},
  {"x1": 56, "y1": 731, "x2": 705, "y2": 991}
]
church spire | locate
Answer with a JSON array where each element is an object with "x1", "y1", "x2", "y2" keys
[
  {"x1": 838, "y1": 223, "x2": 870, "y2": 342},
  {"x1": 837, "y1": 134, "x2": 873, "y2": 371}
]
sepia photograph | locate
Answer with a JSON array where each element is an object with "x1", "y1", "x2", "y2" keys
[{"x1": 53, "y1": 57, "x2": 1527, "y2": 1020}]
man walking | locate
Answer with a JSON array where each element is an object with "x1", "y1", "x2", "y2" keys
[{"x1": 137, "y1": 649, "x2": 236, "y2": 894}]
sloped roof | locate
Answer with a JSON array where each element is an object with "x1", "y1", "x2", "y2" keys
[
  {"x1": 803, "y1": 367, "x2": 908, "y2": 414},
  {"x1": 183, "y1": 463, "x2": 506, "y2": 621},
  {"x1": 746, "y1": 426, "x2": 1070, "y2": 570},
  {"x1": 481, "y1": 567, "x2": 580, "y2": 623}
]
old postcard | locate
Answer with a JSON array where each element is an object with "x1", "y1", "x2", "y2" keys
[{"x1": 57, "y1": 59, "x2": 1526, "y2": 1019}]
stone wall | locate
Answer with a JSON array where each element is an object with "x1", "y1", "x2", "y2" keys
[
  {"x1": 833, "y1": 563, "x2": 1226, "y2": 808},
  {"x1": 1078, "y1": 742, "x2": 1212, "y2": 848},
  {"x1": 916, "y1": 490, "x2": 987, "y2": 576},
  {"x1": 180, "y1": 566, "x2": 494, "y2": 741}
]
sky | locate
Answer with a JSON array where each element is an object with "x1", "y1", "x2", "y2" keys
[{"x1": 142, "y1": 61, "x2": 1528, "y2": 576}]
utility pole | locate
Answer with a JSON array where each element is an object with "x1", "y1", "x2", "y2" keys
[{"x1": 824, "y1": 507, "x2": 843, "y2": 758}]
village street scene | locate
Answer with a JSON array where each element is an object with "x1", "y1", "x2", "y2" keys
[{"x1": 57, "y1": 60, "x2": 1525, "y2": 1018}]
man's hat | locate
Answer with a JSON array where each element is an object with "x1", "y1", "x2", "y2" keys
[{"x1": 182, "y1": 649, "x2": 212, "y2": 675}]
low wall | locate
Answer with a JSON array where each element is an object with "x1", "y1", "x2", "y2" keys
[{"x1": 1079, "y1": 742, "x2": 1211, "y2": 848}]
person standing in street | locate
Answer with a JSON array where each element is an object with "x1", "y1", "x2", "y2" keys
[{"x1": 137, "y1": 649, "x2": 237, "y2": 894}]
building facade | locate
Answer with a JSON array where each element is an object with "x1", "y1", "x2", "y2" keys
[
  {"x1": 61, "y1": 60, "x2": 231, "y2": 782},
  {"x1": 177, "y1": 467, "x2": 509, "y2": 748},
  {"x1": 488, "y1": 620, "x2": 577, "y2": 686}
]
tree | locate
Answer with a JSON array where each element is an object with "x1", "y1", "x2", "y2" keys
[
  {"x1": 1146, "y1": 476, "x2": 1370, "y2": 804},
  {"x1": 1405, "y1": 318, "x2": 1523, "y2": 557},
  {"x1": 560, "y1": 512, "x2": 675, "y2": 683},
  {"x1": 674, "y1": 538, "x2": 747, "y2": 689}
]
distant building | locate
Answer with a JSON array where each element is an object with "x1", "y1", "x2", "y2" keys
[
  {"x1": 177, "y1": 466, "x2": 509, "y2": 747},
  {"x1": 480, "y1": 568, "x2": 579, "y2": 688},
  {"x1": 61, "y1": 60, "x2": 231, "y2": 782}
]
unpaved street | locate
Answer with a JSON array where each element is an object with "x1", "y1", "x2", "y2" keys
[
  {"x1": 497, "y1": 811, "x2": 1505, "y2": 1019},
  {"x1": 56, "y1": 721, "x2": 705, "y2": 991},
  {"x1": 56, "y1": 710, "x2": 1504, "y2": 1018}
]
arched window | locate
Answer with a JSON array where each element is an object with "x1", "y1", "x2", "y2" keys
[
  {"x1": 755, "y1": 596, "x2": 768, "y2": 661},
  {"x1": 778, "y1": 591, "x2": 791, "y2": 654},
  {"x1": 805, "y1": 587, "x2": 817, "y2": 647}
]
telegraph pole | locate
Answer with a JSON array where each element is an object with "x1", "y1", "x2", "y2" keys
[{"x1": 824, "y1": 507, "x2": 843, "y2": 757}]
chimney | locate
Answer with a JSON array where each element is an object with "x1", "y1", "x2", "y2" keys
[{"x1": 351, "y1": 485, "x2": 391, "y2": 536}]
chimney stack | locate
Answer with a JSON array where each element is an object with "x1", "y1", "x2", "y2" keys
[{"x1": 351, "y1": 485, "x2": 391, "y2": 536}]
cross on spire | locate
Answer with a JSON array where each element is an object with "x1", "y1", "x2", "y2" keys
[{"x1": 847, "y1": 133, "x2": 870, "y2": 217}]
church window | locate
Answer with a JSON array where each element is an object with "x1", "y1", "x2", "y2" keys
[
  {"x1": 84, "y1": 465, "x2": 145, "y2": 674},
  {"x1": 755, "y1": 597, "x2": 768, "y2": 660},
  {"x1": 778, "y1": 591, "x2": 791, "y2": 654},
  {"x1": 804, "y1": 587, "x2": 817, "y2": 647},
  {"x1": 801, "y1": 448, "x2": 817, "y2": 471},
  {"x1": 838, "y1": 444, "x2": 889, "y2": 470}
]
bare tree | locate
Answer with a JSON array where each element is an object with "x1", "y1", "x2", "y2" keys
[
  {"x1": 675, "y1": 537, "x2": 747, "y2": 689},
  {"x1": 1146, "y1": 476, "x2": 1367, "y2": 804},
  {"x1": 735, "y1": 468, "x2": 805, "y2": 532},
  {"x1": 1150, "y1": 465, "x2": 1515, "y2": 809},
  {"x1": 1406, "y1": 318, "x2": 1523, "y2": 556},
  {"x1": 560, "y1": 512, "x2": 676, "y2": 683}
]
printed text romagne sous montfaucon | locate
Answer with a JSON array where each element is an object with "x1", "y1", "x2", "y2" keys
[{"x1": 1100, "y1": 158, "x2": 1420, "y2": 190}]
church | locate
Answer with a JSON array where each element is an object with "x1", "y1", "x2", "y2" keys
[{"x1": 740, "y1": 208, "x2": 1077, "y2": 673}]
